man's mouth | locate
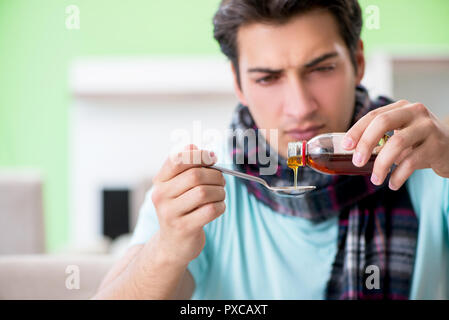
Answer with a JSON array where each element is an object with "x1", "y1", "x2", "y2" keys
[{"x1": 284, "y1": 124, "x2": 325, "y2": 141}]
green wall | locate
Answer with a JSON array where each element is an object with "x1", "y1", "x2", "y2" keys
[
  {"x1": 359, "y1": 0, "x2": 449, "y2": 53},
  {"x1": 0, "y1": 0, "x2": 448, "y2": 252}
]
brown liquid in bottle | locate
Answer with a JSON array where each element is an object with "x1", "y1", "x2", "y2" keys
[
  {"x1": 288, "y1": 153, "x2": 376, "y2": 175},
  {"x1": 287, "y1": 156, "x2": 302, "y2": 187}
]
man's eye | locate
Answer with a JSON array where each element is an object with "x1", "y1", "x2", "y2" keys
[
  {"x1": 312, "y1": 65, "x2": 335, "y2": 73},
  {"x1": 255, "y1": 75, "x2": 279, "y2": 84}
]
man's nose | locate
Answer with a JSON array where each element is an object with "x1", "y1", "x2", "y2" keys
[{"x1": 283, "y1": 76, "x2": 317, "y2": 118}]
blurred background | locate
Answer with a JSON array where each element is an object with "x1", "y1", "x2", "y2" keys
[{"x1": 0, "y1": 0, "x2": 448, "y2": 299}]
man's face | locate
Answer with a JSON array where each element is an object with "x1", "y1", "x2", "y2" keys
[{"x1": 233, "y1": 9, "x2": 365, "y2": 159}]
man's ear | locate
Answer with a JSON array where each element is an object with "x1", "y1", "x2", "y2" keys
[
  {"x1": 231, "y1": 62, "x2": 248, "y2": 106},
  {"x1": 355, "y1": 39, "x2": 365, "y2": 85}
]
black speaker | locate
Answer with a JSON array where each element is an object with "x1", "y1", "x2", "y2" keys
[{"x1": 102, "y1": 189, "x2": 130, "y2": 240}]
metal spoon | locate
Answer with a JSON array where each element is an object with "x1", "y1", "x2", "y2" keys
[{"x1": 210, "y1": 165, "x2": 316, "y2": 197}]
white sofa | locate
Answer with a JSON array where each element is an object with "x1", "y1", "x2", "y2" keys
[
  {"x1": 0, "y1": 170, "x2": 150, "y2": 300},
  {"x1": 0, "y1": 254, "x2": 115, "y2": 299}
]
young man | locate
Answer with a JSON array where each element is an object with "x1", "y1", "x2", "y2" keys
[{"x1": 94, "y1": 0, "x2": 449, "y2": 299}]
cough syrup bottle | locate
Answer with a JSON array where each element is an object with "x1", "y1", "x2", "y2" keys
[{"x1": 287, "y1": 132, "x2": 390, "y2": 186}]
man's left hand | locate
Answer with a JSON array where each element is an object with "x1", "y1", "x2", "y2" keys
[{"x1": 342, "y1": 100, "x2": 449, "y2": 190}]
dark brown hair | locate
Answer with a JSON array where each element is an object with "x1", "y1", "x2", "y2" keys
[{"x1": 213, "y1": 0, "x2": 363, "y2": 86}]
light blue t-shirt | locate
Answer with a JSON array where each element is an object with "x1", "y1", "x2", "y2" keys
[{"x1": 129, "y1": 145, "x2": 449, "y2": 299}]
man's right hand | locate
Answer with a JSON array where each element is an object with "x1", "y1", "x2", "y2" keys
[
  {"x1": 93, "y1": 144, "x2": 225, "y2": 299},
  {"x1": 151, "y1": 144, "x2": 226, "y2": 266}
]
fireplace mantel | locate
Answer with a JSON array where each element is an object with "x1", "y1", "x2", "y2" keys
[{"x1": 69, "y1": 56, "x2": 235, "y2": 99}]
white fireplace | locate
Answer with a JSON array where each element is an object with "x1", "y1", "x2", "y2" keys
[{"x1": 69, "y1": 56, "x2": 238, "y2": 248}]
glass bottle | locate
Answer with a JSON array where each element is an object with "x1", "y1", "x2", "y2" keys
[{"x1": 287, "y1": 132, "x2": 390, "y2": 187}]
